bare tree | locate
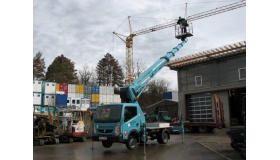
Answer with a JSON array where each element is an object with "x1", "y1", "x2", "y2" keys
[
  {"x1": 79, "y1": 64, "x2": 94, "y2": 85},
  {"x1": 134, "y1": 59, "x2": 147, "y2": 78}
]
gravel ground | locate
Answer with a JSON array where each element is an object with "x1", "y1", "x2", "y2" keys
[{"x1": 185, "y1": 129, "x2": 245, "y2": 160}]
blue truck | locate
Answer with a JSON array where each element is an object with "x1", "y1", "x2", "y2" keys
[{"x1": 92, "y1": 19, "x2": 192, "y2": 150}]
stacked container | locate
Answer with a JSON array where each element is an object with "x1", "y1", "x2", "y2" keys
[
  {"x1": 84, "y1": 84, "x2": 92, "y2": 102},
  {"x1": 42, "y1": 82, "x2": 56, "y2": 106},
  {"x1": 99, "y1": 86, "x2": 121, "y2": 104},
  {"x1": 33, "y1": 80, "x2": 43, "y2": 106},
  {"x1": 91, "y1": 85, "x2": 100, "y2": 107}
]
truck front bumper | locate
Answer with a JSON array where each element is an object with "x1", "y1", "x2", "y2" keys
[{"x1": 92, "y1": 135, "x2": 123, "y2": 142}]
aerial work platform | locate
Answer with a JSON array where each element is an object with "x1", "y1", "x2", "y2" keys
[{"x1": 175, "y1": 17, "x2": 193, "y2": 40}]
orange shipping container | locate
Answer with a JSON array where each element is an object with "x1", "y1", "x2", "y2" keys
[
  {"x1": 76, "y1": 84, "x2": 84, "y2": 93},
  {"x1": 91, "y1": 94, "x2": 100, "y2": 102},
  {"x1": 56, "y1": 83, "x2": 60, "y2": 91}
]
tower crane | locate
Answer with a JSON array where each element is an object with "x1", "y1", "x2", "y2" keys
[{"x1": 113, "y1": 0, "x2": 246, "y2": 84}]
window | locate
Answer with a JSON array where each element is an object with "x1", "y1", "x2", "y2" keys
[
  {"x1": 52, "y1": 84, "x2": 55, "y2": 86},
  {"x1": 238, "y1": 67, "x2": 246, "y2": 80},
  {"x1": 38, "y1": 82, "x2": 41, "y2": 84},
  {"x1": 46, "y1": 96, "x2": 49, "y2": 98},
  {"x1": 77, "y1": 100, "x2": 80, "y2": 104},
  {"x1": 47, "y1": 84, "x2": 49, "y2": 86},
  {"x1": 72, "y1": 100, "x2": 75, "y2": 104},
  {"x1": 37, "y1": 95, "x2": 40, "y2": 97},
  {"x1": 124, "y1": 107, "x2": 137, "y2": 122},
  {"x1": 195, "y1": 76, "x2": 202, "y2": 86}
]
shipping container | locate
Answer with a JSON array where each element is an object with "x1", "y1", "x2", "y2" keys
[
  {"x1": 59, "y1": 83, "x2": 68, "y2": 94},
  {"x1": 68, "y1": 93, "x2": 84, "y2": 99},
  {"x1": 43, "y1": 82, "x2": 56, "y2": 94},
  {"x1": 91, "y1": 85, "x2": 100, "y2": 94},
  {"x1": 163, "y1": 92, "x2": 172, "y2": 99},
  {"x1": 163, "y1": 91, "x2": 178, "y2": 101},
  {"x1": 67, "y1": 97, "x2": 90, "y2": 110},
  {"x1": 113, "y1": 94, "x2": 121, "y2": 103},
  {"x1": 68, "y1": 84, "x2": 76, "y2": 93},
  {"x1": 33, "y1": 80, "x2": 43, "y2": 92},
  {"x1": 106, "y1": 86, "x2": 114, "y2": 95},
  {"x1": 106, "y1": 94, "x2": 114, "y2": 103},
  {"x1": 43, "y1": 94, "x2": 56, "y2": 106},
  {"x1": 55, "y1": 94, "x2": 67, "y2": 107},
  {"x1": 33, "y1": 93, "x2": 42, "y2": 105},
  {"x1": 56, "y1": 83, "x2": 60, "y2": 91},
  {"x1": 84, "y1": 85, "x2": 91, "y2": 94},
  {"x1": 84, "y1": 93, "x2": 91, "y2": 101},
  {"x1": 99, "y1": 86, "x2": 106, "y2": 95},
  {"x1": 76, "y1": 84, "x2": 84, "y2": 93},
  {"x1": 91, "y1": 102, "x2": 99, "y2": 108},
  {"x1": 91, "y1": 94, "x2": 100, "y2": 102},
  {"x1": 56, "y1": 91, "x2": 65, "y2": 94},
  {"x1": 81, "y1": 98, "x2": 90, "y2": 110},
  {"x1": 99, "y1": 94, "x2": 107, "y2": 104}
]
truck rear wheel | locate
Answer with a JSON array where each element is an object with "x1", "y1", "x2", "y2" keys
[
  {"x1": 157, "y1": 130, "x2": 169, "y2": 144},
  {"x1": 126, "y1": 135, "x2": 138, "y2": 150},
  {"x1": 185, "y1": 126, "x2": 193, "y2": 133},
  {"x1": 198, "y1": 126, "x2": 208, "y2": 133},
  {"x1": 102, "y1": 140, "x2": 113, "y2": 148}
]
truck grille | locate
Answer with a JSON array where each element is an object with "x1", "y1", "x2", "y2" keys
[{"x1": 98, "y1": 129, "x2": 113, "y2": 133}]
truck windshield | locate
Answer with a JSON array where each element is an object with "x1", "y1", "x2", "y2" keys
[{"x1": 94, "y1": 105, "x2": 122, "y2": 123}]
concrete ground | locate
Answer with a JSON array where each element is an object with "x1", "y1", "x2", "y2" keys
[
  {"x1": 33, "y1": 128, "x2": 245, "y2": 160},
  {"x1": 186, "y1": 128, "x2": 245, "y2": 160}
]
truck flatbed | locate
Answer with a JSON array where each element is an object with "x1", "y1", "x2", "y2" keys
[{"x1": 146, "y1": 122, "x2": 170, "y2": 129}]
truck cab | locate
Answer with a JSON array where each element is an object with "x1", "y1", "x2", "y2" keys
[{"x1": 92, "y1": 103, "x2": 146, "y2": 149}]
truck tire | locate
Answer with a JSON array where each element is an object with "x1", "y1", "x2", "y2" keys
[
  {"x1": 185, "y1": 126, "x2": 193, "y2": 133},
  {"x1": 126, "y1": 136, "x2": 138, "y2": 150},
  {"x1": 157, "y1": 130, "x2": 169, "y2": 144},
  {"x1": 198, "y1": 126, "x2": 208, "y2": 133},
  {"x1": 51, "y1": 138, "x2": 59, "y2": 144},
  {"x1": 34, "y1": 139, "x2": 44, "y2": 146},
  {"x1": 102, "y1": 140, "x2": 113, "y2": 148}
]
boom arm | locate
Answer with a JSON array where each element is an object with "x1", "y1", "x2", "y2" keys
[{"x1": 120, "y1": 39, "x2": 188, "y2": 103}]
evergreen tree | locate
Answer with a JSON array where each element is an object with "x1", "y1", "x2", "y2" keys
[
  {"x1": 96, "y1": 53, "x2": 124, "y2": 86},
  {"x1": 33, "y1": 52, "x2": 46, "y2": 80},
  {"x1": 45, "y1": 54, "x2": 78, "y2": 83}
]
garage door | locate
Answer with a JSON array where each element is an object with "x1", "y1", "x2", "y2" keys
[{"x1": 189, "y1": 93, "x2": 213, "y2": 122}]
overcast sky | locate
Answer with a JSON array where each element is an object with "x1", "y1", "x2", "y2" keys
[{"x1": 33, "y1": 0, "x2": 246, "y2": 90}]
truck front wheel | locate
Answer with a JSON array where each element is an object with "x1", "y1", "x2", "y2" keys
[
  {"x1": 102, "y1": 140, "x2": 113, "y2": 148},
  {"x1": 157, "y1": 130, "x2": 169, "y2": 144},
  {"x1": 126, "y1": 135, "x2": 138, "y2": 150}
]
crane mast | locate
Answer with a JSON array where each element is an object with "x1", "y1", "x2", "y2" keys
[{"x1": 113, "y1": 0, "x2": 246, "y2": 85}]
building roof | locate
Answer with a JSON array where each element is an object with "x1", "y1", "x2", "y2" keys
[
  {"x1": 146, "y1": 99, "x2": 178, "y2": 114},
  {"x1": 168, "y1": 40, "x2": 246, "y2": 70}
]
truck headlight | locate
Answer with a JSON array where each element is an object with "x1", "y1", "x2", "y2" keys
[{"x1": 115, "y1": 123, "x2": 121, "y2": 136}]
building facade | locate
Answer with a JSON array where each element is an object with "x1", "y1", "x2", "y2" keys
[{"x1": 167, "y1": 41, "x2": 246, "y2": 127}]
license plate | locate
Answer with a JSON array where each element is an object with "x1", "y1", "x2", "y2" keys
[{"x1": 99, "y1": 137, "x2": 107, "y2": 140}]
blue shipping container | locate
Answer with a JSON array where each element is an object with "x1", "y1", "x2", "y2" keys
[
  {"x1": 55, "y1": 94, "x2": 67, "y2": 107},
  {"x1": 91, "y1": 85, "x2": 100, "y2": 94},
  {"x1": 163, "y1": 92, "x2": 172, "y2": 99}
]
